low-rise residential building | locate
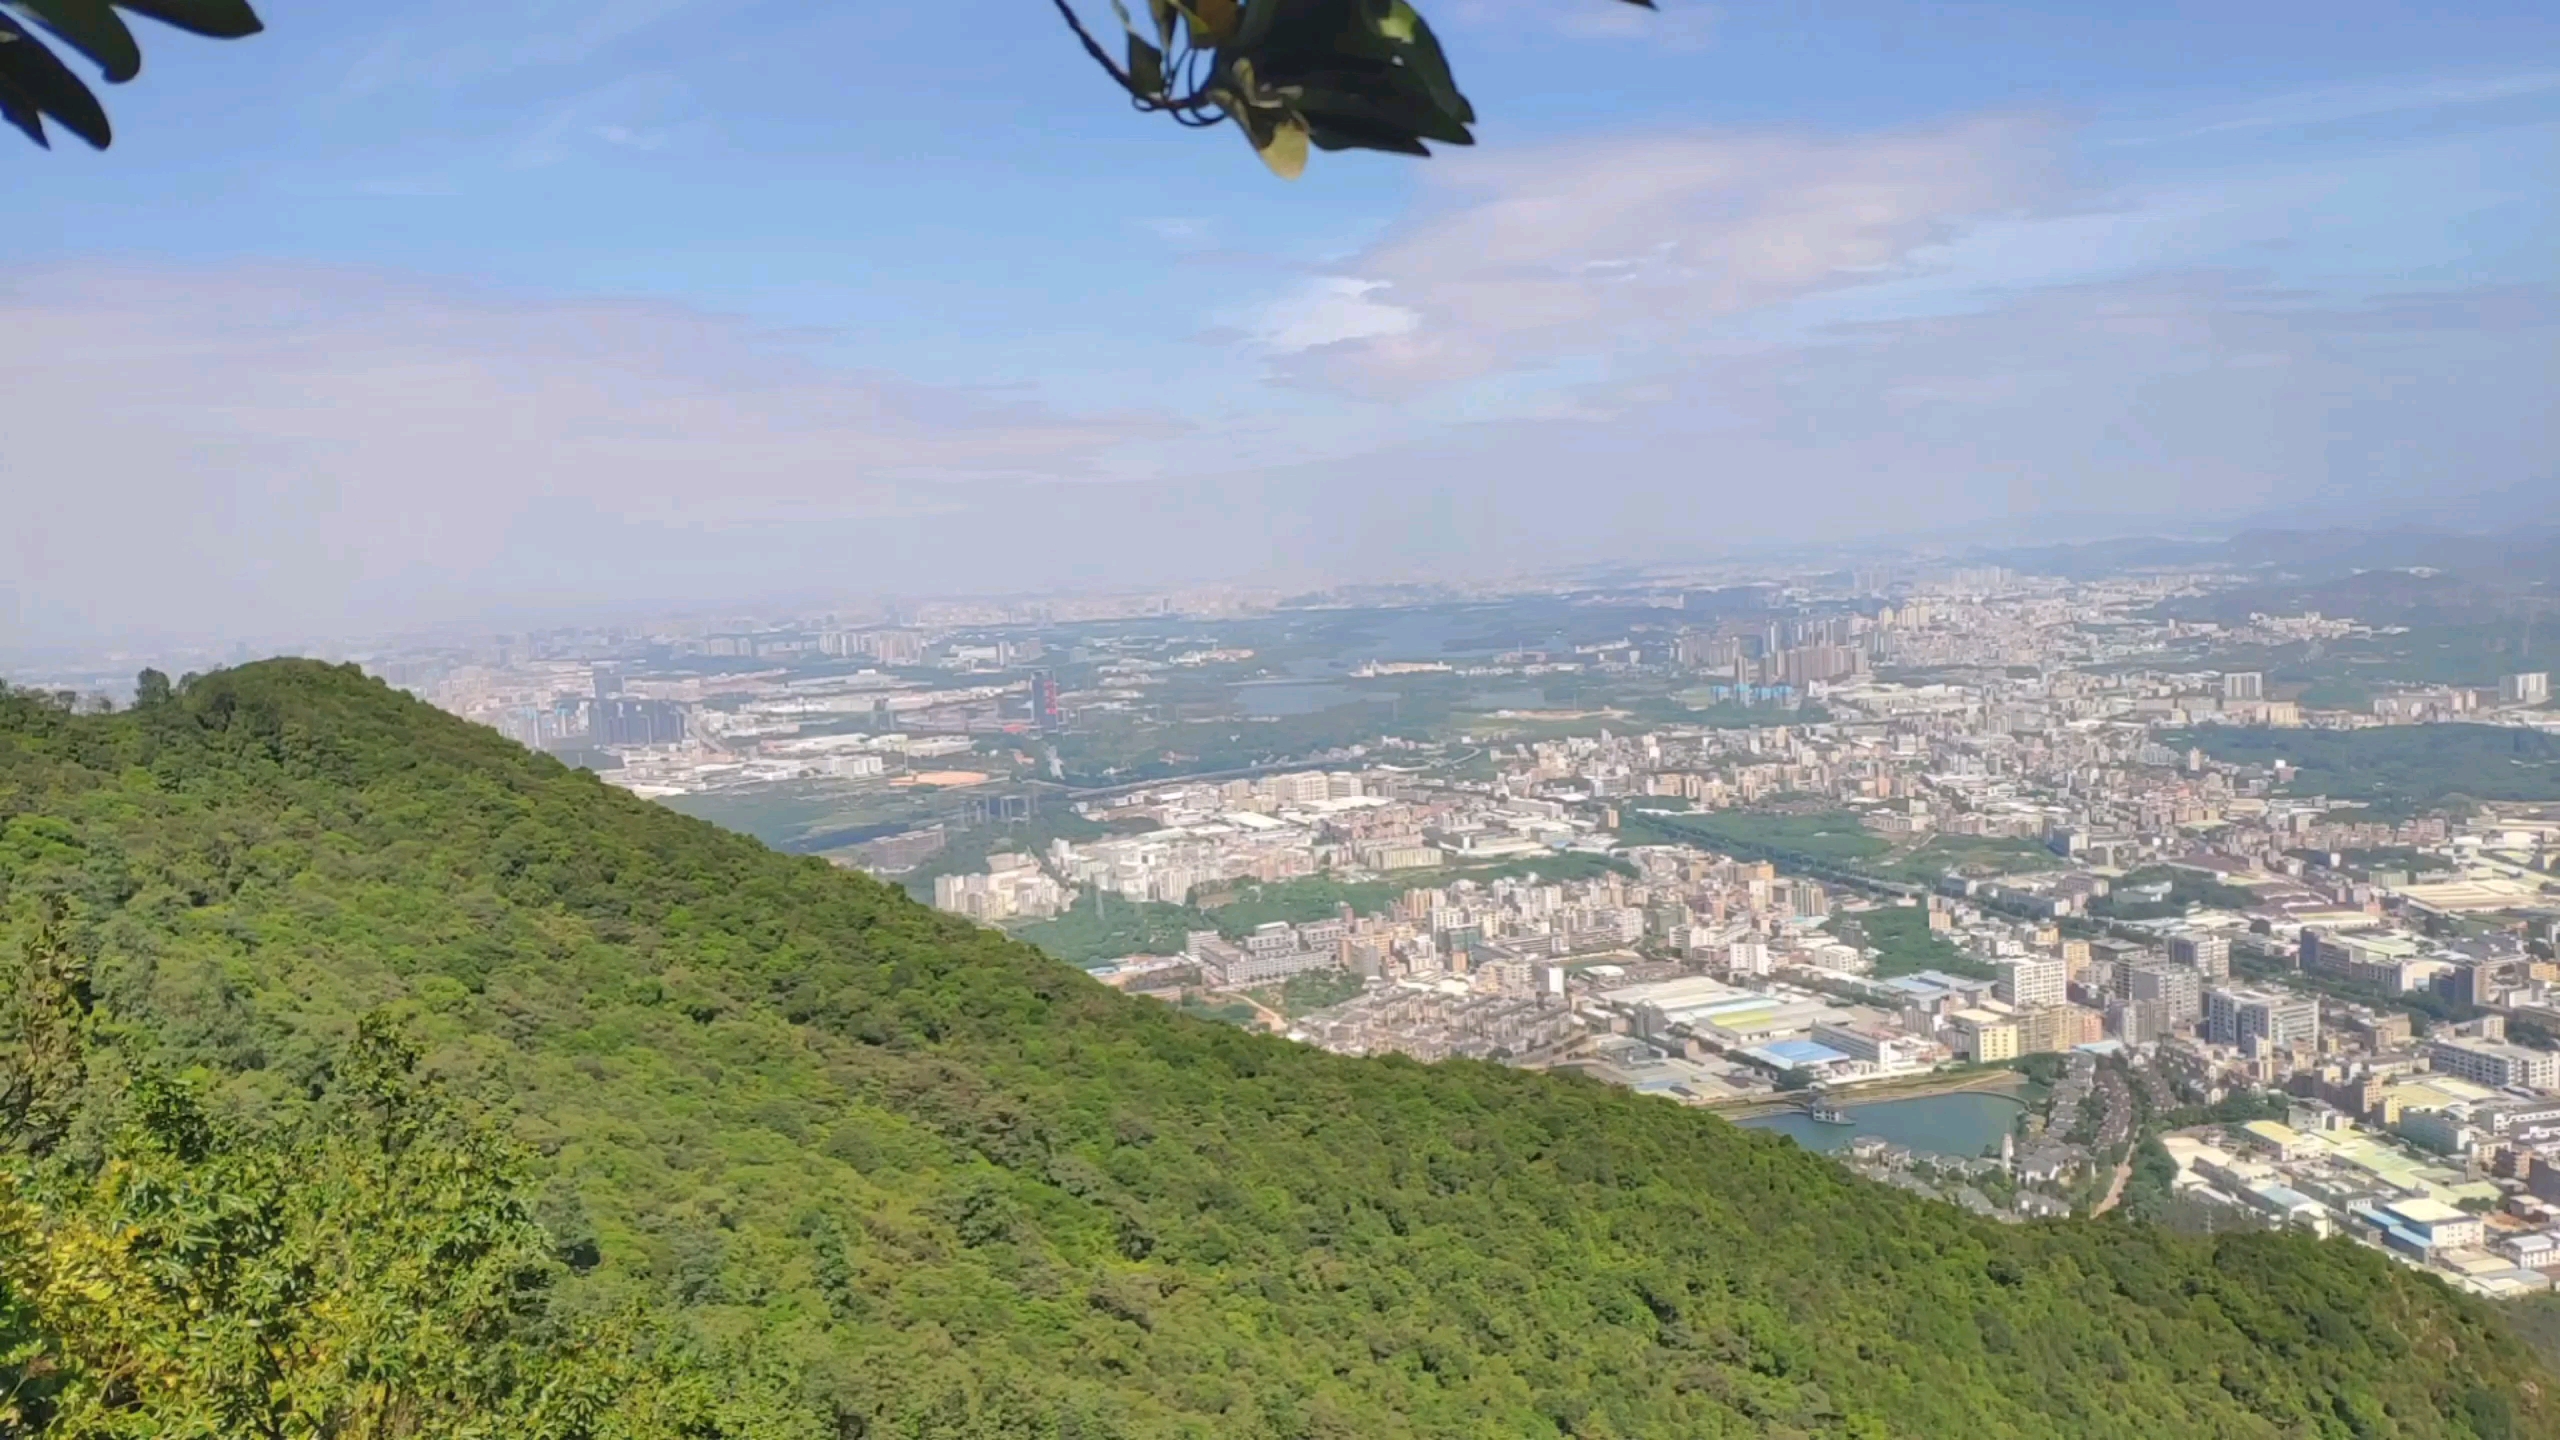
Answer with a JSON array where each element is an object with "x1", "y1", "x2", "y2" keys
[{"x1": 2429, "y1": 1037, "x2": 2560, "y2": 1091}]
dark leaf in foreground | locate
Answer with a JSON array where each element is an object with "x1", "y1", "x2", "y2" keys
[
  {"x1": 3, "y1": 0, "x2": 263, "y2": 152},
  {"x1": 1054, "y1": 0, "x2": 1662, "y2": 175}
]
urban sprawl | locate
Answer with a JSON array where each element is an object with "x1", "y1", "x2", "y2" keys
[{"x1": 136, "y1": 560, "x2": 2560, "y2": 1297}]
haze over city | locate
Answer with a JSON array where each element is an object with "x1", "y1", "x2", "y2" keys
[{"x1": 7, "y1": 0, "x2": 2556, "y2": 655}]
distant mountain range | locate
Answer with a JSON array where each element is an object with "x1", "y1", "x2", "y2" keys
[{"x1": 1984, "y1": 524, "x2": 2560, "y2": 627}]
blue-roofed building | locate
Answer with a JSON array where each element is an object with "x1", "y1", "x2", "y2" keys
[
  {"x1": 1879, "y1": 970, "x2": 1999, "y2": 1016},
  {"x1": 2242, "y1": 1182, "x2": 2334, "y2": 1237},
  {"x1": 2350, "y1": 1197, "x2": 2484, "y2": 1255},
  {"x1": 1742, "y1": 1038, "x2": 1854, "y2": 1077}
]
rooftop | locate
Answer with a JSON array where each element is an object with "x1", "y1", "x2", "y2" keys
[
  {"x1": 2387, "y1": 1197, "x2": 2471, "y2": 1227},
  {"x1": 1750, "y1": 1039, "x2": 1854, "y2": 1068}
]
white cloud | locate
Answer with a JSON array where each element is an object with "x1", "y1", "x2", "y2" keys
[
  {"x1": 0, "y1": 264, "x2": 1169, "y2": 641},
  {"x1": 1247, "y1": 279, "x2": 1420, "y2": 353},
  {"x1": 512, "y1": 73, "x2": 705, "y2": 167},
  {"x1": 2143, "y1": 70, "x2": 2560, "y2": 143},
  {"x1": 1263, "y1": 118, "x2": 2060, "y2": 394}
]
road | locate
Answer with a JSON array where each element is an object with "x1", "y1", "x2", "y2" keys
[{"x1": 2091, "y1": 1156, "x2": 2134, "y2": 1216}]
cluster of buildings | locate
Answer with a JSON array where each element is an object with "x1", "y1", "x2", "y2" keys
[
  {"x1": 1048, "y1": 767, "x2": 1605, "y2": 904},
  {"x1": 930, "y1": 853, "x2": 1068, "y2": 922},
  {"x1": 318, "y1": 569, "x2": 2560, "y2": 1264}
]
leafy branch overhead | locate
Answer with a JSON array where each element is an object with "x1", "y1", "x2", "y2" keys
[
  {"x1": 0, "y1": 0, "x2": 261, "y2": 149},
  {"x1": 9, "y1": 0, "x2": 1652, "y2": 164},
  {"x1": 1056, "y1": 0, "x2": 1657, "y2": 177}
]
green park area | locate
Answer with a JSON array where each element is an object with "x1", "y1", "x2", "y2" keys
[
  {"x1": 1620, "y1": 807, "x2": 1890, "y2": 869},
  {"x1": 1878, "y1": 834, "x2": 2063, "y2": 886},
  {"x1": 1825, "y1": 904, "x2": 1996, "y2": 980},
  {"x1": 2179, "y1": 723, "x2": 2560, "y2": 813}
]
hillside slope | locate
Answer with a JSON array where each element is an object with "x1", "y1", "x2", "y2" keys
[{"x1": 1, "y1": 662, "x2": 2552, "y2": 1439}]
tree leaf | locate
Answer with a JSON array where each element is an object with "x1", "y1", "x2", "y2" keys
[
  {"x1": 1250, "y1": 108, "x2": 1309, "y2": 180},
  {"x1": 107, "y1": 0, "x2": 262, "y2": 39},
  {"x1": 1230, "y1": 0, "x2": 1281, "y2": 51},
  {"x1": 1290, "y1": 75, "x2": 1470, "y2": 146},
  {"x1": 20, "y1": 0, "x2": 140, "y2": 83},
  {"x1": 0, "y1": 76, "x2": 48, "y2": 145},
  {"x1": 1186, "y1": 0, "x2": 1238, "y2": 46},
  {"x1": 1127, "y1": 33, "x2": 1164, "y2": 97},
  {"x1": 1304, "y1": 114, "x2": 1430, "y2": 156},
  {"x1": 0, "y1": 15, "x2": 110, "y2": 148},
  {"x1": 1388, "y1": 9, "x2": 1472, "y2": 127}
]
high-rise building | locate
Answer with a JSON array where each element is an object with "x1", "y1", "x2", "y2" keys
[
  {"x1": 591, "y1": 697, "x2": 687, "y2": 746},
  {"x1": 2167, "y1": 931, "x2": 2231, "y2": 981},
  {"x1": 1993, "y1": 956, "x2": 2067, "y2": 1010},
  {"x1": 2108, "y1": 999, "x2": 2164, "y2": 1046},
  {"x1": 2207, "y1": 986, "x2": 2320, "y2": 1056},
  {"x1": 2223, "y1": 672, "x2": 2266, "y2": 701},
  {"x1": 2016, "y1": 1005, "x2": 2082, "y2": 1055},
  {"x1": 2502, "y1": 673, "x2": 2552, "y2": 707},
  {"x1": 2127, "y1": 961, "x2": 2203, "y2": 1029},
  {"x1": 1029, "y1": 667, "x2": 1063, "y2": 733},
  {"x1": 1948, "y1": 1009, "x2": 2019, "y2": 1063}
]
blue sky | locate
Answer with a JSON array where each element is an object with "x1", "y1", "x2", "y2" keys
[{"x1": 6, "y1": 0, "x2": 2557, "y2": 649}]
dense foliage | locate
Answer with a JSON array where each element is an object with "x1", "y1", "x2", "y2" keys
[
  {"x1": 1878, "y1": 836, "x2": 2060, "y2": 887},
  {"x1": 2178, "y1": 724, "x2": 2560, "y2": 812},
  {"x1": 1824, "y1": 906, "x2": 1994, "y2": 981},
  {"x1": 2089, "y1": 865, "x2": 2263, "y2": 922},
  {"x1": 1, "y1": 662, "x2": 2553, "y2": 1437},
  {"x1": 0, "y1": 913, "x2": 817, "y2": 1437}
]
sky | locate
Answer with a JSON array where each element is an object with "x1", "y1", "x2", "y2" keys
[{"x1": 5, "y1": 0, "x2": 2557, "y2": 653}]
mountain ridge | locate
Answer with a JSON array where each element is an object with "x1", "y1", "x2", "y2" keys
[{"x1": 1, "y1": 659, "x2": 2552, "y2": 1438}]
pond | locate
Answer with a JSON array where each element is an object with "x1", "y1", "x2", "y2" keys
[{"x1": 1740, "y1": 1089, "x2": 2027, "y2": 1160}]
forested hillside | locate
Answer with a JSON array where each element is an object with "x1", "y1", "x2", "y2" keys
[{"x1": 2, "y1": 662, "x2": 2554, "y2": 1438}]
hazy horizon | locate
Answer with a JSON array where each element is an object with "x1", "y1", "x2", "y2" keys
[{"x1": 8, "y1": 0, "x2": 2556, "y2": 652}]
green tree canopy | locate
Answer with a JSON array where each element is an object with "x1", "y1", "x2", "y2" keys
[
  {"x1": 1, "y1": 661, "x2": 2554, "y2": 1437},
  {"x1": 0, "y1": 925, "x2": 821, "y2": 1437}
]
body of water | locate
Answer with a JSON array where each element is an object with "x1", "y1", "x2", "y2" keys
[
  {"x1": 1278, "y1": 605, "x2": 1559, "y2": 678},
  {"x1": 1740, "y1": 1089, "x2": 2026, "y2": 1159}
]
